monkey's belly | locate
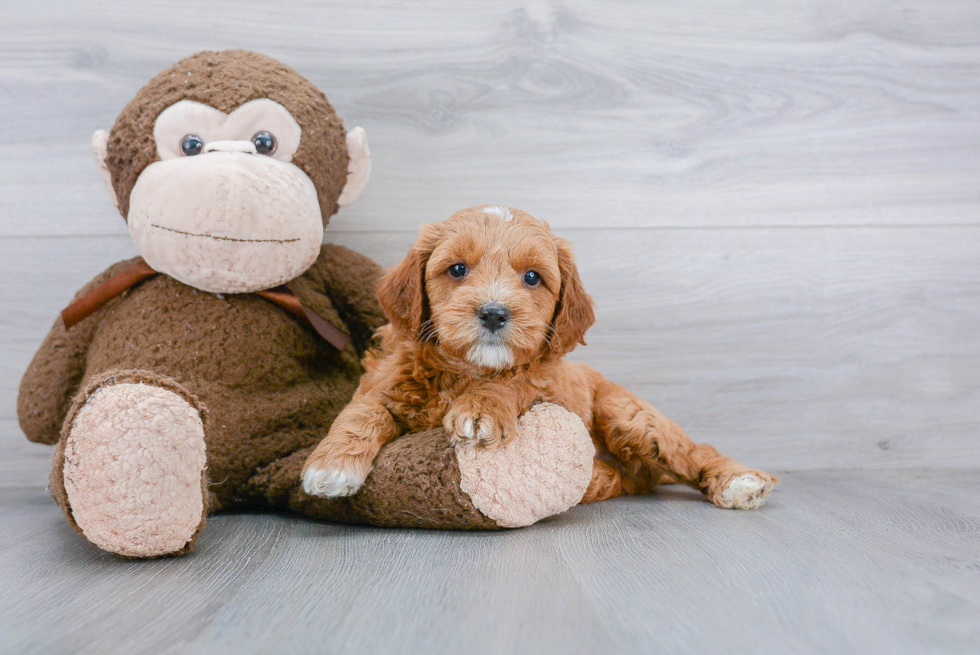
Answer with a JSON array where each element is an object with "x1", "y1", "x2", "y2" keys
[{"x1": 79, "y1": 276, "x2": 361, "y2": 508}]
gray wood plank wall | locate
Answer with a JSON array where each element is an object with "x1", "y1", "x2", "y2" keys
[{"x1": 2, "y1": 0, "x2": 978, "y2": 475}]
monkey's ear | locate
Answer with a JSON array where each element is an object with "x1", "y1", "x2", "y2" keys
[
  {"x1": 337, "y1": 127, "x2": 371, "y2": 207},
  {"x1": 91, "y1": 129, "x2": 119, "y2": 210}
]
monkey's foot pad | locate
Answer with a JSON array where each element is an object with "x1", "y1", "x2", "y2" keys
[
  {"x1": 63, "y1": 382, "x2": 207, "y2": 557},
  {"x1": 456, "y1": 403, "x2": 595, "y2": 528}
]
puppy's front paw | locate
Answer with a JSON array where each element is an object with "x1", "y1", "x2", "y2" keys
[
  {"x1": 444, "y1": 399, "x2": 515, "y2": 450},
  {"x1": 708, "y1": 470, "x2": 776, "y2": 509},
  {"x1": 301, "y1": 453, "x2": 369, "y2": 498}
]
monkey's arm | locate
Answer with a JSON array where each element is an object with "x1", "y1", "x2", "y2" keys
[
  {"x1": 282, "y1": 403, "x2": 595, "y2": 530},
  {"x1": 305, "y1": 244, "x2": 387, "y2": 355},
  {"x1": 17, "y1": 257, "x2": 143, "y2": 444}
]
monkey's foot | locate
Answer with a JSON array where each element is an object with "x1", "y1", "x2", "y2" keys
[
  {"x1": 455, "y1": 403, "x2": 595, "y2": 527},
  {"x1": 62, "y1": 380, "x2": 208, "y2": 557}
]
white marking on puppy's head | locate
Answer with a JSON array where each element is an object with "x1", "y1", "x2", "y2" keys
[
  {"x1": 467, "y1": 342, "x2": 515, "y2": 369},
  {"x1": 483, "y1": 205, "x2": 514, "y2": 221}
]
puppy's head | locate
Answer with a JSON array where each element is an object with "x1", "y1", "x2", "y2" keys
[{"x1": 377, "y1": 206, "x2": 595, "y2": 370}]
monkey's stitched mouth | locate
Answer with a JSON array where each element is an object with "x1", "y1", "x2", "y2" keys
[{"x1": 151, "y1": 224, "x2": 300, "y2": 244}]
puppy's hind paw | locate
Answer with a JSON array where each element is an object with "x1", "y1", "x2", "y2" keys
[
  {"x1": 717, "y1": 473, "x2": 774, "y2": 509},
  {"x1": 302, "y1": 467, "x2": 366, "y2": 498}
]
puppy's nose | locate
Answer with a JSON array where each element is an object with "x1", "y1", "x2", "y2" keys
[{"x1": 478, "y1": 303, "x2": 510, "y2": 332}]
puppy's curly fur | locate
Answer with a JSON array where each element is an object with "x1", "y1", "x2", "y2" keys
[{"x1": 303, "y1": 206, "x2": 775, "y2": 508}]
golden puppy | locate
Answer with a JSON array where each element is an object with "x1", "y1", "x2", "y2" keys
[{"x1": 303, "y1": 206, "x2": 775, "y2": 509}]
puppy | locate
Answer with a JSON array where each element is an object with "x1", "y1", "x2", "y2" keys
[{"x1": 303, "y1": 206, "x2": 775, "y2": 508}]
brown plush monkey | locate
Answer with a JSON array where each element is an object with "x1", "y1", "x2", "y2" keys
[{"x1": 18, "y1": 51, "x2": 595, "y2": 558}]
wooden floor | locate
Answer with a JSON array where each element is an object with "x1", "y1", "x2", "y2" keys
[
  {"x1": 2, "y1": 1, "x2": 979, "y2": 653},
  {"x1": 0, "y1": 469, "x2": 976, "y2": 654}
]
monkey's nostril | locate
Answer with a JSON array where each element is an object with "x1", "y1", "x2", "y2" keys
[{"x1": 478, "y1": 303, "x2": 510, "y2": 332}]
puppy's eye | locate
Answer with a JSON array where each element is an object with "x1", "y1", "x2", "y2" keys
[
  {"x1": 252, "y1": 131, "x2": 277, "y2": 155},
  {"x1": 523, "y1": 270, "x2": 541, "y2": 286},
  {"x1": 180, "y1": 135, "x2": 204, "y2": 156},
  {"x1": 448, "y1": 263, "x2": 468, "y2": 278}
]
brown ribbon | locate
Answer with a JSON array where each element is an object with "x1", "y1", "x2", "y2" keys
[
  {"x1": 61, "y1": 260, "x2": 158, "y2": 329},
  {"x1": 252, "y1": 287, "x2": 351, "y2": 351},
  {"x1": 60, "y1": 260, "x2": 351, "y2": 351}
]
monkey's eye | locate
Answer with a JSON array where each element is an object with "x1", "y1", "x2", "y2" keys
[
  {"x1": 252, "y1": 131, "x2": 277, "y2": 155},
  {"x1": 180, "y1": 135, "x2": 204, "y2": 156},
  {"x1": 523, "y1": 270, "x2": 541, "y2": 287},
  {"x1": 448, "y1": 263, "x2": 468, "y2": 279}
]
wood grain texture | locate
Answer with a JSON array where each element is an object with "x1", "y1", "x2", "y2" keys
[
  {"x1": 3, "y1": 225, "x2": 978, "y2": 470},
  {"x1": 1, "y1": 0, "x2": 979, "y2": 237},
  {"x1": 3, "y1": 3, "x2": 979, "y2": 653},
  {"x1": 1, "y1": 6, "x2": 978, "y2": 469},
  {"x1": 0, "y1": 469, "x2": 977, "y2": 654}
]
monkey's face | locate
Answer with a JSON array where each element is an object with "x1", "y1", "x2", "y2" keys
[
  {"x1": 95, "y1": 50, "x2": 371, "y2": 294},
  {"x1": 124, "y1": 99, "x2": 324, "y2": 293}
]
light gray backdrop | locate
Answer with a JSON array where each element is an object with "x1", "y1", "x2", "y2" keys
[{"x1": 3, "y1": 0, "x2": 978, "y2": 486}]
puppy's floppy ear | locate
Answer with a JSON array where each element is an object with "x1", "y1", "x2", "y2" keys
[
  {"x1": 377, "y1": 224, "x2": 440, "y2": 338},
  {"x1": 549, "y1": 236, "x2": 595, "y2": 356}
]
